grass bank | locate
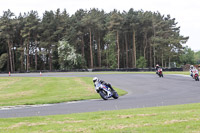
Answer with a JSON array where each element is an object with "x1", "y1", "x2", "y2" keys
[
  {"x1": 0, "y1": 77, "x2": 127, "y2": 107},
  {"x1": 1, "y1": 103, "x2": 200, "y2": 132}
]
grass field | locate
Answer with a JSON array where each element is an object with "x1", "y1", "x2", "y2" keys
[
  {"x1": 0, "y1": 77, "x2": 127, "y2": 107},
  {"x1": 1, "y1": 103, "x2": 200, "y2": 132}
]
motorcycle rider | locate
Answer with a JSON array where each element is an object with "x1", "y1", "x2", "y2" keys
[
  {"x1": 93, "y1": 77, "x2": 114, "y2": 92},
  {"x1": 190, "y1": 65, "x2": 194, "y2": 77},
  {"x1": 192, "y1": 67, "x2": 199, "y2": 79},
  {"x1": 155, "y1": 64, "x2": 160, "y2": 74}
]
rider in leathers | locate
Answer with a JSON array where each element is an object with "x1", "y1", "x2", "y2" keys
[
  {"x1": 93, "y1": 77, "x2": 114, "y2": 92},
  {"x1": 155, "y1": 64, "x2": 160, "y2": 74},
  {"x1": 190, "y1": 65, "x2": 194, "y2": 77}
]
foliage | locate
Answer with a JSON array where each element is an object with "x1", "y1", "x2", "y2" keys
[
  {"x1": 136, "y1": 56, "x2": 147, "y2": 68},
  {"x1": 194, "y1": 50, "x2": 200, "y2": 64},
  {"x1": 58, "y1": 40, "x2": 86, "y2": 69},
  {"x1": 0, "y1": 8, "x2": 190, "y2": 71},
  {"x1": 103, "y1": 32, "x2": 117, "y2": 68},
  {"x1": 0, "y1": 53, "x2": 8, "y2": 69},
  {"x1": 180, "y1": 46, "x2": 195, "y2": 65}
]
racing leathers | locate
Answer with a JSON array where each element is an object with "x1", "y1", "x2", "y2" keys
[{"x1": 94, "y1": 79, "x2": 114, "y2": 93}]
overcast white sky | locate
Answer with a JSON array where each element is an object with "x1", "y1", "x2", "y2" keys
[{"x1": 0, "y1": 0, "x2": 199, "y2": 51}]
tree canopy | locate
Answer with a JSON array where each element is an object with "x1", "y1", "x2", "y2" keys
[{"x1": 0, "y1": 8, "x2": 190, "y2": 72}]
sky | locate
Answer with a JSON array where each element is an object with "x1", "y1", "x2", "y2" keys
[{"x1": 0, "y1": 0, "x2": 200, "y2": 51}]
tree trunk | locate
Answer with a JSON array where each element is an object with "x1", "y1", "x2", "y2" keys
[
  {"x1": 35, "y1": 40, "x2": 38, "y2": 70},
  {"x1": 116, "y1": 31, "x2": 120, "y2": 69},
  {"x1": 8, "y1": 40, "x2": 13, "y2": 72},
  {"x1": 49, "y1": 46, "x2": 52, "y2": 71},
  {"x1": 132, "y1": 30, "x2": 136, "y2": 68},
  {"x1": 150, "y1": 44, "x2": 152, "y2": 68},
  {"x1": 153, "y1": 46, "x2": 156, "y2": 67},
  {"x1": 122, "y1": 37, "x2": 125, "y2": 68},
  {"x1": 125, "y1": 33, "x2": 128, "y2": 68},
  {"x1": 20, "y1": 39, "x2": 24, "y2": 71},
  {"x1": 143, "y1": 32, "x2": 147, "y2": 60},
  {"x1": 27, "y1": 40, "x2": 29, "y2": 72},
  {"x1": 106, "y1": 44, "x2": 109, "y2": 68},
  {"x1": 7, "y1": 50, "x2": 10, "y2": 72},
  {"x1": 97, "y1": 33, "x2": 101, "y2": 68},
  {"x1": 152, "y1": 20, "x2": 156, "y2": 67},
  {"x1": 81, "y1": 35, "x2": 85, "y2": 57},
  {"x1": 161, "y1": 50, "x2": 164, "y2": 67},
  {"x1": 89, "y1": 28, "x2": 93, "y2": 68},
  {"x1": 10, "y1": 42, "x2": 15, "y2": 72}
]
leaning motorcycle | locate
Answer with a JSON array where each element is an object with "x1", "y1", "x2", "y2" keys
[
  {"x1": 95, "y1": 82, "x2": 119, "y2": 100},
  {"x1": 157, "y1": 68, "x2": 163, "y2": 77},
  {"x1": 193, "y1": 72, "x2": 199, "y2": 81}
]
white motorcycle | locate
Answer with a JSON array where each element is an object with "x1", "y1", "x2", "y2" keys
[{"x1": 95, "y1": 82, "x2": 119, "y2": 100}]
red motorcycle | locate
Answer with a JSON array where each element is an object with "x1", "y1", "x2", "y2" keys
[
  {"x1": 157, "y1": 68, "x2": 163, "y2": 77},
  {"x1": 193, "y1": 70, "x2": 199, "y2": 81}
]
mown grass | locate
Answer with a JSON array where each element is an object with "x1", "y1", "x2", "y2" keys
[
  {"x1": 1, "y1": 103, "x2": 200, "y2": 132},
  {"x1": 0, "y1": 77, "x2": 127, "y2": 107}
]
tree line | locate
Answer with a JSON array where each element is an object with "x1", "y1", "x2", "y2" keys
[{"x1": 0, "y1": 8, "x2": 189, "y2": 72}]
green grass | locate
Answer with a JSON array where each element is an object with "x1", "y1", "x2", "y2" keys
[
  {"x1": 160, "y1": 71, "x2": 189, "y2": 75},
  {"x1": 1, "y1": 103, "x2": 200, "y2": 132},
  {"x1": 0, "y1": 77, "x2": 127, "y2": 107}
]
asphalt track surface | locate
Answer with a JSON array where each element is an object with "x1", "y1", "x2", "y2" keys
[{"x1": 0, "y1": 72, "x2": 200, "y2": 118}]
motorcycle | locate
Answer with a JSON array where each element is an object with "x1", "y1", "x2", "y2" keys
[
  {"x1": 95, "y1": 82, "x2": 119, "y2": 100},
  {"x1": 194, "y1": 73, "x2": 199, "y2": 81},
  {"x1": 193, "y1": 70, "x2": 199, "y2": 81},
  {"x1": 157, "y1": 68, "x2": 163, "y2": 77}
]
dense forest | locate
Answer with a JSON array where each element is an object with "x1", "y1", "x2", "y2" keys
[{"x1": 0, "y1": 8, "x2": 191, "y2": 72}]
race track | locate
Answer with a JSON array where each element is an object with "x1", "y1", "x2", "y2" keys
[{"x1": 0, "y1": 72, "x2": 200, "y2": 118}]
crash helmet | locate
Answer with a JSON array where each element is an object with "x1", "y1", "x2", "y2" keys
[
  {"x1": 156, "y1": 64, "x2": 159, "y2": 67},
  {"x1": 190, "y1": 65, "x2": 194, "y2": 69},
  {"x1": 93, "y1": 77, "x2": 98, "y2": 83}
]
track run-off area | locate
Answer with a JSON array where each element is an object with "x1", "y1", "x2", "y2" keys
[{"x1": 0, "y1": 72, "x2": 200, "y2": 118}]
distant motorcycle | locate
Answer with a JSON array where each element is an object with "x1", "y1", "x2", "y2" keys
[
  {"x1": 95, "y1": 82, "x2": 118, "y2": 100},
  {"x1": 193, "y1": 70, "x2": 199, "y2": 81},
  {"x1": 157, "y1": 68, "x2": 163, "y2": 77},
  {"x1": 194, "y1": 73, "x2": 199, "y2": 81}
]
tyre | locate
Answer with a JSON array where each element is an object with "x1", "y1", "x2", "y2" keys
[
  {"x1": 194, "y1": 75, "x2": 199, "y2": 81},
  {"x1": 99, "y1": 90, "x2": 108, "y2": 100},
  {"x1": 112, "y1": 91, "x2": 119, "y2": 99}
]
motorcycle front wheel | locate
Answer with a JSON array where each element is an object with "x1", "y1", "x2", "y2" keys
[
  {"x1": 195, "y1": 77, "x2": 199, "y2": 81},
  {"x1": 99, "y1": 90, "x2": 108, "y2": 100}
]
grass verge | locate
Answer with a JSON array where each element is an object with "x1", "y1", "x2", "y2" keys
[
  {"x1": 1, "y1": 103, "x2": 200, "y2": 132},
  {"x1": 0, "y1": 77, "x2": 127, "y2": 107}
]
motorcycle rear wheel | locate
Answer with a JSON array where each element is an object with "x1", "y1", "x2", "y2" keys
[{"x1": 112, "y1": 91, "x2": 119, "y2": 99}]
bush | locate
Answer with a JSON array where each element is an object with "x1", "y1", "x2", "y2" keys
[
  {"x1": 58, "y1": 40, "x2": 86, "y2": 69},
  {"x1": 136, "y1": 56, "x2": 147, "y2": 68}
]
